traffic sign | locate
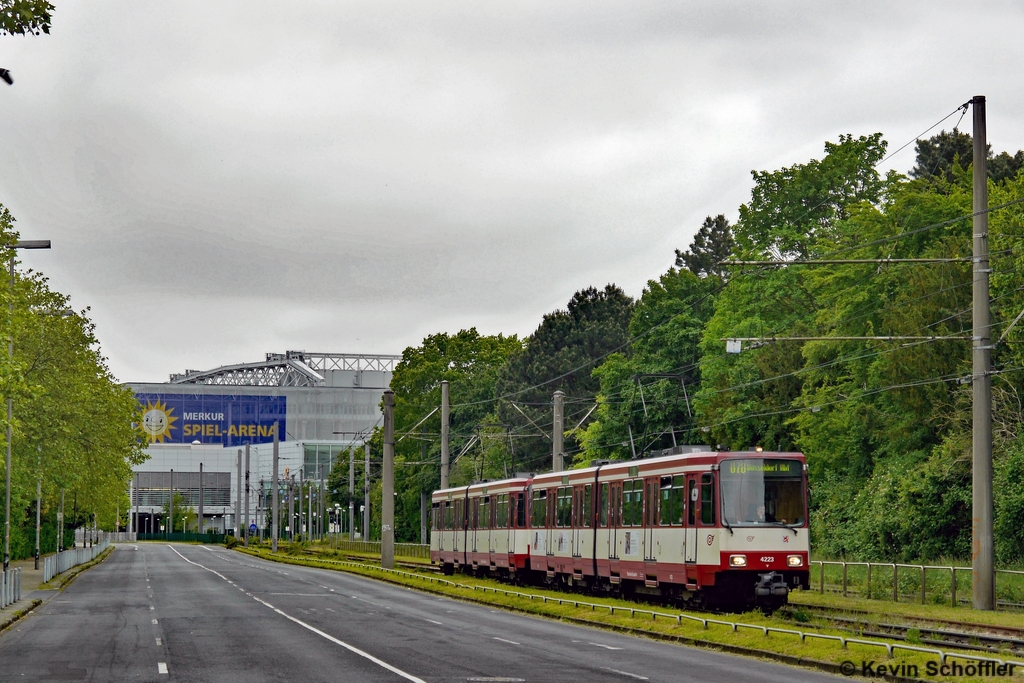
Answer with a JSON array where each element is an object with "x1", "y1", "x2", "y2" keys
[{"x1": 249, "y1": 523, "x2": 257, "y2": 533}]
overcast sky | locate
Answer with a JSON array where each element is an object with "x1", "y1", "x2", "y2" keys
[{"x1": 0, "y1": 1, "x2": 1021, "y2": 383}]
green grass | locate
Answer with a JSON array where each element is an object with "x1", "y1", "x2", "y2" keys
[{"x1": 234, "y1": 545, "x2": 1024, "y2": 682}]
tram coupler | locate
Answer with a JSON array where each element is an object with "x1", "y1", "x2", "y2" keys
[{"x1": 755, "y1": 572, "x2": 789, "y2": 598}]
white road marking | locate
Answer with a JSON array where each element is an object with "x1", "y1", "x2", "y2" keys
[
  {"x1": 167, "y1": 545, "x2": 428, "y2": 683},
  {"x1": 492, "y1": 637, "x2": 521, "y2": 645},
  {"x1": 155, "y1": 638, "x2": 161, "y2": 645},
  {"x1": 604, "y1": 668, "x2": 648, "y2": 680},
  {"x1": 151, "y1": 619, "x2": 158, "y2": 625},
  {"x1": 149, "y1": 605, "x2": 155, "y2": 610},
  {"x1": 157, "y1": 662, "x2": 168, "y2": 674},
  {"x1": 589, "y1": 643, "x2": 622, "y2": 650},
  {"x1": 425, "y1": 619, "x2": 443, "y2": 625}
]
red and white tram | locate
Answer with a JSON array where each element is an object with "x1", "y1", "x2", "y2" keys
[{"x1": 430, "y1": 448, "x2": 810, "y2": 610}]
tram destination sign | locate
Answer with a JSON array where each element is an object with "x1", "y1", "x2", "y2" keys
[{"x1": 135, "y1": 393, "x2": 286, "y2": 445}]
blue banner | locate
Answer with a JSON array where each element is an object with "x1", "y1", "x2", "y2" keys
[{"x1": 135, "y1": 393, "x2": 287, "y2": 445}]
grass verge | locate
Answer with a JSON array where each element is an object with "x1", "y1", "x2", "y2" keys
[{"x1": 234, "y1": 546, "x2": 1021, "y2": 682}]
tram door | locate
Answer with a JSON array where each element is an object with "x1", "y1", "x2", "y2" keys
[
  {"x1": 684, "y1": 476, "x2": 698, "y2": 563},
  {"x1": 609, "y1": 484, "x2": 620, "y2": 559},
  {"x1": 643, "y1": 478, "x2": 658, "y2": 561}
]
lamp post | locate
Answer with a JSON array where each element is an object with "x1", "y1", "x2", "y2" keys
[{"x1": 3, "y1": 239, "x2": 50, "y2": 571}]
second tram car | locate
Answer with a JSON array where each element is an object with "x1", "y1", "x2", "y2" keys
[{"x1": 430, "y1": 448, "x2": 810, "y2": 610}]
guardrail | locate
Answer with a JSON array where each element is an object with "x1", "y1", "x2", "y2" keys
[
  {"x1": 0, "y1": 568, "x2": 20, "y2": 608},
  {"x1": 811, "y1": 560, "x2": 1024, "y2": 608},
  {"x1": 43, "y1": 537, "x2": 110, "y2": 583},
  {"x1": 328, "y1": 539, "x2": 430, "y2": 559}
]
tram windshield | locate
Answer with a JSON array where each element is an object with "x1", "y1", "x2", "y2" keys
[{"x1": 720, "y1": 458, "x2": 805, "y2": 527}]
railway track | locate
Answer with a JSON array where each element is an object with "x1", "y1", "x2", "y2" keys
[{"x1": 784, "y1": 604, "x2": 1024, "y2": 655}]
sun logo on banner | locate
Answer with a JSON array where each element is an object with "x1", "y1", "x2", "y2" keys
[{"x1": 140, "y1": 399, "x2": 177, "y2": 443}]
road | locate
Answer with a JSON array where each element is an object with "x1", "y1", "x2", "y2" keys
[{"x1": 0, "y1": 544, "x2": 842, "y2": 682}]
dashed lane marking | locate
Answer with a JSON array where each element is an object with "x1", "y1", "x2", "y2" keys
[
  {"x1": 589, "y1": 643, "x2": 623, "y2": 650},
  {"x1": 492, "y1": 637, "x2": 521, "y2": 645},
  {"x1": 425, "y1": 619, "x2": 443, "y2": 625},
  {"x1": 152, "y1": 619, "x2": 158, "y2": 625},
  {"x1": 167, "y1": 545, "x2": 428, "y2": 683},
  {"x1": 155, "y1": 638, "x2": 161, "y2": 645},
  {"x1": 157, "y1": 663, "x2": 168, "y2": 674},
  {"x1": 604, "y1": 668, "x2": 648, "y2": 680}
]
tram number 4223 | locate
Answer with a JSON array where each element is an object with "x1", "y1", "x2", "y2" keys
[{"x1": 760, "y1": 556, "x2": 775, "y2": 563}]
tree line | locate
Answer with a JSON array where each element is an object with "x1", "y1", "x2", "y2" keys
[
  {"x1": 0, "y1": 207, "x2": 146, "y2": 560},
  {"x1": 331, "y1": 130, "x2": 1024, "y2": 565}
]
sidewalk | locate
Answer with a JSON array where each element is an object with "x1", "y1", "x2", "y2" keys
[{"x1": 0, "y1": 555, "x2": 60, "y2": 631}]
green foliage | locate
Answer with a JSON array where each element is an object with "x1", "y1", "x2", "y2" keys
[
  {"x1": 162, "y1": 492, "x2": 197, "y2": 533},
  {"x1": 675, "y1": 215, "x2": 734, "y2": 279},
  {"x1": 0, "y1": 203, "x2": 144, "y2": 560},
  {"x1": 0, "y1": 0, "x2": 54, "y2": 36},
  {"x1": 495, "y1": 285, "x2": 633, "y2": 471},
  {"x1": 579, "y1": 268, "x2": 716, "y2": 462}
]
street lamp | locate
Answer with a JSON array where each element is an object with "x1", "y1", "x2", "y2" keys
[{"x1": 4, "y1": 239, "x2": 51, "y2": 571}]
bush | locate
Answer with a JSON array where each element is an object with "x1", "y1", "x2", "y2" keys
[{"x1": 224, "y1": 535, "x2": 238, "y2": 549}]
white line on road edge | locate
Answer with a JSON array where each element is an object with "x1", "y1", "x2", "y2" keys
[
  {"x1": 589, "y1": 643, "x2": 622, "y2": 650},
  {"x1": 157, "y1": 662, "x2": 168, "y2": 674},
  {"x1": 492, "y1": 637, "x2": 521, "y2": 645},
  {"x1": 167, "y1": 545, "x2": 427, "y2": 683},
  {"x1": 604, "y1": 668, "x2": 648, "y2": 680}
]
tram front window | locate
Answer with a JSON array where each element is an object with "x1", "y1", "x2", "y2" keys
[{"x1": 720, "y1": 458, "x2": 805, "y2": 527}]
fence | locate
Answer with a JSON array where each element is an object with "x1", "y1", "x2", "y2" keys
[
  {"x1": 328, "y1": 538, "x2": 430, "y2": 560},
  {"x1": 43, "y1": 537, "x2": 110, "y2": 583},
  {"x1": 136, "y1": 532, "x2": 225, "y2": 544},
  {"x1": 0, "y1": 568, "x2": 20, "y2": 608},
  {"x1": 811, "y1": 560, "x2": 1024, "y2": 608}
]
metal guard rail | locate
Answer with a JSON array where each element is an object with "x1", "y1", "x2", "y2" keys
[
  {"x1": 43, "y1": 538, "x2": 111, "y2": 583},
  {"x1": 256, "y1": 553, "x2": 1024, "y2": 673}
]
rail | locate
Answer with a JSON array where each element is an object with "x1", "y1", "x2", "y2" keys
[
  {"x1": 43, "y1": 537, "x2": 110, "y2": 583},
  {"x1": 250, "y1": 551, "x2": 1024, "y2": 674},
  {"x1": 0, "y1": 568, "x2": 20, "y2": 608},
  {"x1": 811, "y1": 560, "x2": 1024, "y2": 608}
]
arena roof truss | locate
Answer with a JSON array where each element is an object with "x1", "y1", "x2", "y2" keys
[{"x1": 168, "y1": 351, "x2": 401, "y2": 387}]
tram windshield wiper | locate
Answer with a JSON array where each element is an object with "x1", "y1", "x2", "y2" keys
[{"x1": 770, "y1": 522, "x2": 798, "y2": 535}]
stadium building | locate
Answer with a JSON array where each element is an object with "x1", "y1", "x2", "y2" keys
[{"x1": 127, "y1": 351, "x2": 399, "y2": 535}]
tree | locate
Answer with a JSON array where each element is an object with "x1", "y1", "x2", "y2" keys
[
  {"x1": 580, "y1": 268, "x2": 716, "y2": 462},
  {"x1": 495, "y1": 285, "x2": 634, "y2": 472},
  {"x1": 910, "y1": 129, "x2": 1023, "y2": 185},
  {"x1": 1, "y1": 0, "x2": 54, "y2": 36},
  {"x1": 162, "y1": 492, "x2": 196, "y2": 533},
  {"x1": 675, "y1": 215, "x2": 734, "y2": 279}
]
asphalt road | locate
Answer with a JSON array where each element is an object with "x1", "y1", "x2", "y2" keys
[{"x1": 0, "y1": 544, "x2": 843, "y2": 682}]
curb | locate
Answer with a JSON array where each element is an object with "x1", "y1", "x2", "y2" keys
[{"x1": 0, "y1": 599, "x2": 42, "y2": 635}]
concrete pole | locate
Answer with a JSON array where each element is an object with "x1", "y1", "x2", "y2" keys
[
  {"x1": 169, "y1": 469, "x2": 174, "y2": 538},
  {"x1": 320, "y1": 465, "x2": 325, "y2": 542},
  {"x1": 420, "y1": 491, "x2": 428, "y2": 545},
  {"x1": 348, "y1": 445, "x2": 355, "y2": 540},
  {"x1": 134, "y1": 472, "x2": 139, "y2": 539},
  {"x1": 553, "y1": 390, "x2": 565, "y2": 472},
  {"x1": 272, "y1": 426, "x2": 279, "y2": 552},
  {"x1": 298, "y1": 470, "x2": 304, "y2": 540},
  {"x1": 363, "y1": 442, "x2": 370, "y2": 541},
  {"x1": 35, "y1": 448, "x2": 40, "y2": 569},
  {"x1": 972, "y1": 95, "x2": 995, "y2": 610},
  {"x1": 198, "y1": 463, "x2": 204, "y2": 535},
  {"x1": 289, "y1": 476, "x2": 295, "y2": 542},
  {"x1": 440, "y1": 380, "x2": 450, "y2": 489},
  {"x1": 235, "y1": 450, "x2": 242, "y2": 538},
  {"x1": 57, "y1": 489, "x2": 64, "y2": 552},
  {"x1": 244, "y1": 444, "x2": 250, "y2": 547},
  {"x1": 381, "y1": 390, "x2": 395, "y2": 569}
]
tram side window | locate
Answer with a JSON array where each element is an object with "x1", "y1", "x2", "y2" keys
[
  {"x1": 531, "y1": 490, "x2": 547, "y2": 528},
  {"x1": 700, "y1": 473, "x2": 716, "y2": 525},
  {"x1": 599, "y1": 483, "x2": 609, "y2": 527},
  {"x1": 623, "y1": 479, "x2": 643, "y2": 527},
  {"x1": 480, "y1": 497, "x2": 490, "y2": 530},
  {"x1": 556, "y1": 486, "x2": 572, "y2": 527},
  {"x1": 612, "y1": 485, "x2": 621, "y2": 527},
  {"x1": 471, "y1": 499, "x2": 480, "y2": 530},
  {"x1": 444, "y1": 501, "x2": 453, "y2": 530},
  {"x1": 687, "y1": 480, "x2": 696, "y2": 527},
  {"x1": 660, "y1": 476, "x2": 686, "y2": 526},
  {"x1": 647, "y1": 480, "x2": 657, "y2": 526},
  {"x1": 431, "y1": 502, "x2": 440, "y2": 530},
  {"x1": 582, "y1": 484, "x2": 592, "y2": 528},
  {"x1": 516, "y1": 493, "x2": 526, "y2": 528},
  {"x1": 494, "y1": 494, "x2": 507, "y2": 529}
]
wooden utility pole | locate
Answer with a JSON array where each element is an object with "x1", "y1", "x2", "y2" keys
[
  {"x1": 382, "y1": 390, "x2": 395, "y2": 569},
  {"x1": 972, "y1": 95, "x2": 994, "y2": 610}
]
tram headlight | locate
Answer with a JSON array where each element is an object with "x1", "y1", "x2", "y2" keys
[
  {"x1": 728, "y1": 554, "x2": 747, "y2": 567},
  {"x1": 787, "y1": 555, "x2": 803, "y2": 567}
]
